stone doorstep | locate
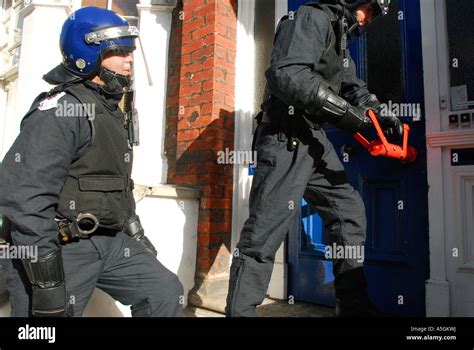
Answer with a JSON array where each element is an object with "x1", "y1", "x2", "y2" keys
[
  {"x1": 133, "y1": 184, "x2": 201, "y2": 200},
  {"x1": 184, "y1": 298, "x2": 335, "y2": 318}
]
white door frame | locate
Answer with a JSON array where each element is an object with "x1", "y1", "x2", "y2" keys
[
  {"x1": 231, "y1": 0, "x2": 256, "y2": 253},
  {"x1": 421, "y1": 0, "x2": 474, "y2": 317},
  {"x1": 232, "y1": 0, "x2": 289, "y2": 300}
]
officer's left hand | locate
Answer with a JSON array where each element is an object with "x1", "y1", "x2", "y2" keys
[
  {"x1": 375, "y1": 110, "x2": 404, "y2": 140},
  {"x1": 358, "y1": 94, "x2": 403, "y2": 140}
]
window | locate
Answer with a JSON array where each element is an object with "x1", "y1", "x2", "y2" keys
[
  {"x1": 82, "y1": 0, "x2": 139, "y2": 26},
  {"x1": 365, "y1": 0, "x2": 404, "y2": 105},
  {"x1": 446, "y1": 0, "x2": 474, "y2": 111},
  {"x1": 2, "y1": 0, "x2": 13, "y2": 12},
  {"x1": 1, "y1": 0, "x2": 24, "y2": 71}
]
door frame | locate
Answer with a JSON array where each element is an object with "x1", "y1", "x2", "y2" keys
[
  {"x1": 231, "y1": 0, "x2": 255, "y2": 254},
  {"x1": 421, "y1": 0, "x2": 474, "y2": 316},
  {"x1": 232, "y1": 0, "x2": 289, "y2": 300}
]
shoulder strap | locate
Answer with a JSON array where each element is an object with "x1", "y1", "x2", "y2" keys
[
  {"x1": 62, "y1": 84, "x2": 106, "y2": 118},
  {"x1": 21, "y1": 83, "x2": 102, "y2": 139},
  {"x1": 20, "y1": 83, "x2": 84, "y2": 130}
]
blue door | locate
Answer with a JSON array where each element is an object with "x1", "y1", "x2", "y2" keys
[{"x1": 287, "y1": 0, "x2": 429, "y2": 316}]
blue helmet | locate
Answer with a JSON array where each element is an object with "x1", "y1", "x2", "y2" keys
[{"x1": 44, "y1": 6, "x2": 139, "y2": 84}]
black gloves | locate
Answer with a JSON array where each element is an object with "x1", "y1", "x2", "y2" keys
[
  {"x1": 358, "y1": 94, "x2": 403, "y2": 139},
  {"x1": 22, "y1": 250, "x2": 72, "y2": 317},
  {"x1": 311, "y1": 87, "x2": 403, "y2": 138},
  {"x1": 124, "y1": 215, "x2": 157, "y2": 256},
  {"x1": 311, "y1": 85, "x2": 371, "y2": 134}
]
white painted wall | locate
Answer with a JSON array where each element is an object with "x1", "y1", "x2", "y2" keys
[
  {"x1": 131, "y1": 0, "x2": 173, "y2": 186},
  {"x1": 83, "y1": 191, "x2": 198, "y2": 317}
]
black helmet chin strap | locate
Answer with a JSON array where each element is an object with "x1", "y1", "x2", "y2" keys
[
  {"x1": 336, "y1": 4, "x2": 350, "y2": 61},
  {"x1": 98, "y1": 66, "x2": 132, "y2": 94},
  {"x1": 347, "y1": 22, "x2": 359, "y2": 34}
]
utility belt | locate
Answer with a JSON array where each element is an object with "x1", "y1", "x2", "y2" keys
[
  {"x1": 56, "y1": 213, "x2": 142, "y2": 243},
  {"x1": 258, "y1": 106, "x2": 321, "y2": 152}
]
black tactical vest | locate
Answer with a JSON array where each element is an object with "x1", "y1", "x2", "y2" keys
[
  {"x1": 23, "y1": 83, "x2": 135, "y2": 232},
  {"x1": 310, "y1": 4, "x2": 346, "y2": 95},
  {"x1": 281, "y1": 3, "x2": 345, "y2": 94}
]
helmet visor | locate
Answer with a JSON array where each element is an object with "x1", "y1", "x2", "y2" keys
[
  {"x1": 85, "y1": 25, "x2": 139, "y2": 45},
  {"x1": 343, "y1": 0, "x2": 390, "y2": 21},
  {"x1": 85, "y1": 25, "x2": 138, "y2": 61},
  {"x1": 370, "y1": 0, "x2": 390, "y2": 18},
  {"x1": 100, "y1": 37, "x2": 137, "y2": 58}
]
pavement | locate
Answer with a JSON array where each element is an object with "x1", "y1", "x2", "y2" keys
[
  {"x1": 184, "y1": 298, "x2": 335, "y2": 317},
  {"x1": 0, "y1": 264, "x2": 335, "y2": 318}
]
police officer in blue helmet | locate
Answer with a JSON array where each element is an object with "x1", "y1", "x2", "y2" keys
[
  {"x1": 226, "y1": 0, "x2": 400, "y2": 317},
  {"x1": 44, "y1": 6, "x2": 139, "y2": 92},
  {"x1": 0, "y1": 7, "x2": 183, "y2": 317}
]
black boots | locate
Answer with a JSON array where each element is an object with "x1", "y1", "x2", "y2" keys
[
  {"x1": 335, "y1": 293, "x2": 382, "y2": 317},
  {"x1": 334, "y1": 267, "x2": 385, "y2": 317}
]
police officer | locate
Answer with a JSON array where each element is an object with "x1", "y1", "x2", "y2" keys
[
  {"x1": 226, "y1": 0, "x2": 402, "y2": 317},
  {"x1": 0, "y1": 7, "x2": 183, "y2": 317}
]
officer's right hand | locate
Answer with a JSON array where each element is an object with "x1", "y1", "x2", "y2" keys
[
  {"x1": 336, "y1": 105, "x2": 372, "y2": 134},
  {"x1": 312, "y1": 85, "x2": 371, "y2": 134},
  {"x1": 31, "y1": 283, "x2": 72, "y2": 317}
]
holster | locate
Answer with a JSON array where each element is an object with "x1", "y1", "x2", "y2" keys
[
  {"x1": 22, "y1": 250, "x2": 71, "y2": 317},
  {"x1": 0, "y1": 214, "x2": 12, "y2": 245},
  {"x1": 123, "y1": 215, "x2": 157, "y2": 256}
]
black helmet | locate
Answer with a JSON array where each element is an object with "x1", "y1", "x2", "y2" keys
[{"x1": 320, "y1": 0, "x2": 390, "y2": 21}]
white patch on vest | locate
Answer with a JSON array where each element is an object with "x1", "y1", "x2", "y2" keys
[{"x1": 38, "y1": 92, "x2": 66, "y2": 111}]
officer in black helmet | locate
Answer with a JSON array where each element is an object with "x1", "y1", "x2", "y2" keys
[
  {"x1": 0, "y1": 7, "x2": 183, "y2": 317},
  {"x1": 226, "y1": 0, "x2": 401, "y2": 317}
]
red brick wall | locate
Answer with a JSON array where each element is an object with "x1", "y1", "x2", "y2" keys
[
  {"x1": 81, "y1": 0, "x2": 108, "y2": 9},
  {"x1": 166, "y1": 0, "x2": 237, "y2": 279}
]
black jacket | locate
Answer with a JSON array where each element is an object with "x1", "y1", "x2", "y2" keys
[
  {"x1": 264, "y1": 3, "x2": 373, "y2": 121},
  {"x1": 0, "y1": 82, "x2": 129, "y2": 257}
]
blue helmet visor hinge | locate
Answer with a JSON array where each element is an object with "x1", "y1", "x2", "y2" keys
[{"x1": 85, "y1": 26, "x2": 139, "y2": 45}]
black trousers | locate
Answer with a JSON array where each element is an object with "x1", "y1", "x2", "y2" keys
[
  {"x1": 226, "y1": 122, "x2": 367, "y2": 317},
  {"x1": 2, "y1": 230, "x2": 183, "y2": 317}
]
